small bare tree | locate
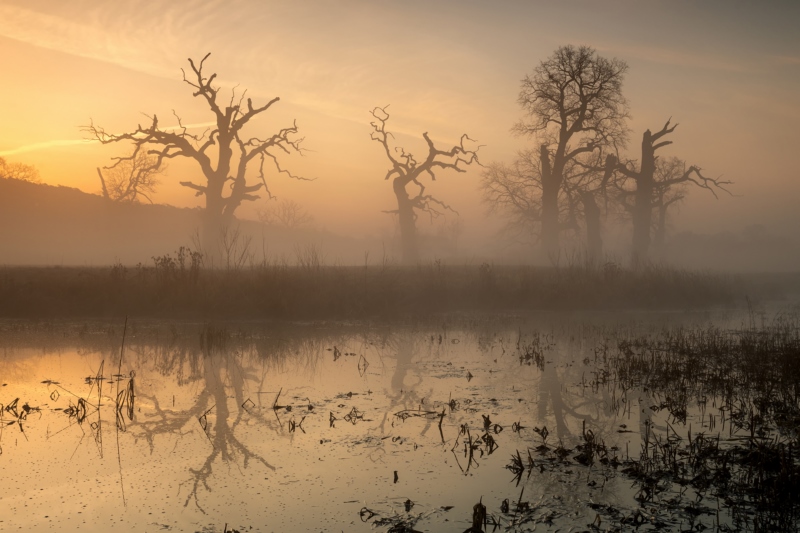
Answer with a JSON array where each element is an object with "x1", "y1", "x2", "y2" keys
[
  {"x1": 97, "y1": 150, "x2": 164, "y2": 203},
  {"x1": 480, "y1": 153, "x2": 544, "y2": 247},
  {"x1": 257, "y1": 198, "x2": 314, "y2": 229},
  {"x1": 0, "y1": 157, "x2": 40, "y2": 182},
  {"x1": 370, "y1": 106, "x2": 480, "y2": 265},
  {"x1": 513, "y1": 45, "x2": 629, "y2": 261}
]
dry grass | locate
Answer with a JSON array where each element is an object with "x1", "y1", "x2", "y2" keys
[{"x1": 0, "y1": 259, "x2": 787, "y2": 320}]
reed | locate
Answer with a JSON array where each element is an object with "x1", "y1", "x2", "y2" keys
[{"x1": 0, "y1": 258, "x2": 767, "y2": 320}]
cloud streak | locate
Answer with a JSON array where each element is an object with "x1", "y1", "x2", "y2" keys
[
  {"x1": 0, "y1": 121, "x2": 217, "y2": 157},
  {"x1": 0, "y1": 4, "x2": 176, "y2": 79},
  {"x1": 0, "y1": 139, "x2": 97, "y2": 157}
]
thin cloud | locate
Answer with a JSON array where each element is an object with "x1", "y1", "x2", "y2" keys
[
  {"x1": 0, "y1": 4, "x2": 176, "y2": 79},
  {"x1": 0, "y1": 139, "x2": 97, "y2": 157},
  {"x1": 0, "y1": 121, "x2": 217, "y2": 157}
]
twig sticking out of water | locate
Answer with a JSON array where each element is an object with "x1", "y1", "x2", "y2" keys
[{"x1": 114, "y1": 316, "x2": 128, "y2": 507}]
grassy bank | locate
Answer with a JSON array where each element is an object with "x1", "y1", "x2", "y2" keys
[{"x1": 0, "y1": 261, "x2": 792, "y2": 320}]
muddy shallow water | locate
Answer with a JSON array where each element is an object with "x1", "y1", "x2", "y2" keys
[{"x1": 0, "y1": 310, "x2": 791, "y2": 532}]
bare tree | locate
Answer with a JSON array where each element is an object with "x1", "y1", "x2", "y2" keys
[
  {"x1": 0, "y1": 157, "x2": 40, "y2": 182},
  {"x1": 560, "y1": 151, "x2": 618, "y2": 262},
  {"x1": 370, "y1": 106, "x2": 480, "y2": 265},
  {"x1": 97, "y1": 150, "x2": 164, "y2": 203},
  {"x1": 611, "y1": 119, "x2": 731, "y2": 264},
  {"x1": 481, "y1": 149, "x2": 615, "y2": 262},
  {"x1": 257, "y1": 198, "x2": 314, "y2": 229},
  {"x1": 84, "y1": 53, "x2": 309, "y2": 260},
  {"x1": 513, "y1": 45, "x2": 629, "y2": 261},
  {"x1": 480, "y1": 152, "x2": 544, "y2": 247}
]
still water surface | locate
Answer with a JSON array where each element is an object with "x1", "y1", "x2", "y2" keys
[{"x1": 0, "y1": 312, "x2": 751, "y2": 531}]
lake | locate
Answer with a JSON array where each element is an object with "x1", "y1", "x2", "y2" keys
[{"x1": 1, "y1": 309, "x2": 797, "y2": 532}]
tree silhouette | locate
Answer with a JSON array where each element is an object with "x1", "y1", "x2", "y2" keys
[
  {"x1": 131, "y1": 327, "x2": 278, "y2": 513},
  {"x1": 480, "y1": 149, "x2": 615, "y2": 261},
  {"x1": 257, "y1": 198, "x2": 315, "y2": 229},
  {"x1": 480, "y1": 153, "x2": 543, "y2": 248},
  {"x1": 513, "y1": 45, "x2": 629, "y2": 262},
  {"x1": 84, "y1": 53, "x2": 308, "y2": 260},
  {"x1": 370, "y1": 106, "x2": 480, "y2": 265},
  {"x1": 611, "y1": 119, "x2": 731, "y2": 264},
  {"x1": 97, "y1": 150, "x2": 164, "y2": 203},
  {"x1": 0, "y1": 157, "x2": 40, "y2": 183}
]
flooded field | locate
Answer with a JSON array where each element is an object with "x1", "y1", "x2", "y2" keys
[{"x1": 1, "y1": 310, "x2": 798, "y2": 532}]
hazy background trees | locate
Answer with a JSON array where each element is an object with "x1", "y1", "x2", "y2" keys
[
  {"x1": 0, "y1": 39, "x2": 752, "y2": 269},
  {"x1": 0, "y1": 157, "x2": 40, "y2": 183},
  {"x1": 480, "y1": 154, "x2": 542, "y2": 248},
  {"x1": 257, "y1": 198, "x2": 315, "y2": 230},
  {"x1": 97, "y1": 150, "x2": 164, "y2": 203}
]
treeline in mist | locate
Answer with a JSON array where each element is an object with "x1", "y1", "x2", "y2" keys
[{"x1": 3, "y1": 45, "x2": 796, "y2": 271}]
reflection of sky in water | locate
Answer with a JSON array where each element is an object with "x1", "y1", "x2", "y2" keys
[{"x1": 0, "y1": 312, "x2": 753, "y2": 531}]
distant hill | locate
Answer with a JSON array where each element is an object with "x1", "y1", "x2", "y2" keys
[{"x1": 0, "y1": 177, "x2": 375, "y2": 266}]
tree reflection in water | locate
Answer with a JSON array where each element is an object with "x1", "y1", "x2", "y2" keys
[
  {"x1": 130, "y1": 325, "x2": 280, "y2": 512},
  {"x1": 379, "y1": 334, "x2": 435, "y2": 438}
]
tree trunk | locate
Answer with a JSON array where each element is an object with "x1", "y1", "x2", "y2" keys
[
  {"x1": 394, "y1": 178, "x2": 418, "y2": 265},
  {"x1": 201, "y1": 211, "x2": 223, "y2": 268},
  {"x1": 201, "y1": 175, "x2": 232, "y2": 268},
  {"x1": 653, "y1": 201, "x2": 667, "y2": 253},
  {"x1": 580, "y1": 191, "x2": 603, "y2": 264},
  {"x1": 632, "y1": 131, "x2": 656, "y2": 266},
  {"x1": 539, "y1": 145, "x2": 560, "y2": 262}
]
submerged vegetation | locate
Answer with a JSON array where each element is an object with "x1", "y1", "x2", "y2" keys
[{"x1": 501, "y1": 317, "x2": 800, "y2": 532}]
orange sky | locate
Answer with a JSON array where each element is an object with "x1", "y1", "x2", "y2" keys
[{"x1": 1, "y1": 0, "x2": 798, "y2": 243}]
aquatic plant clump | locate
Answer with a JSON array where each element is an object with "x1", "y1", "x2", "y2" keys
[{"x1": 500, "y1": 318, "x2": 800, "y2": 531}]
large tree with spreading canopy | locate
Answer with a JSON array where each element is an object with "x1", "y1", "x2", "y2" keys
[{"x1": 85, "y1": 53, "x2": 308, "y2": 261}]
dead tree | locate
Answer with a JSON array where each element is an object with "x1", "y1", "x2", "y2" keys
[
  {"x1": 97, "y1": 150, "x2": 164, "y2": 203},
  {"x1": 84, "y1": 53, "x2": 308, "y2": 261},
  {"x1": 513, "y1": 45, "x2": 629, "y2": 262},
  {"x1": 612, "y1": 119, "x2": 731, "y2": 265},
  {"x1": 370, "y1": 106, "x2": 480, "y2": 265}
]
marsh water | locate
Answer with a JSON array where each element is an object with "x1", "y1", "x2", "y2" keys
[{"x1": 0, "y1": 310, "x2": 793, "y2": 532}]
